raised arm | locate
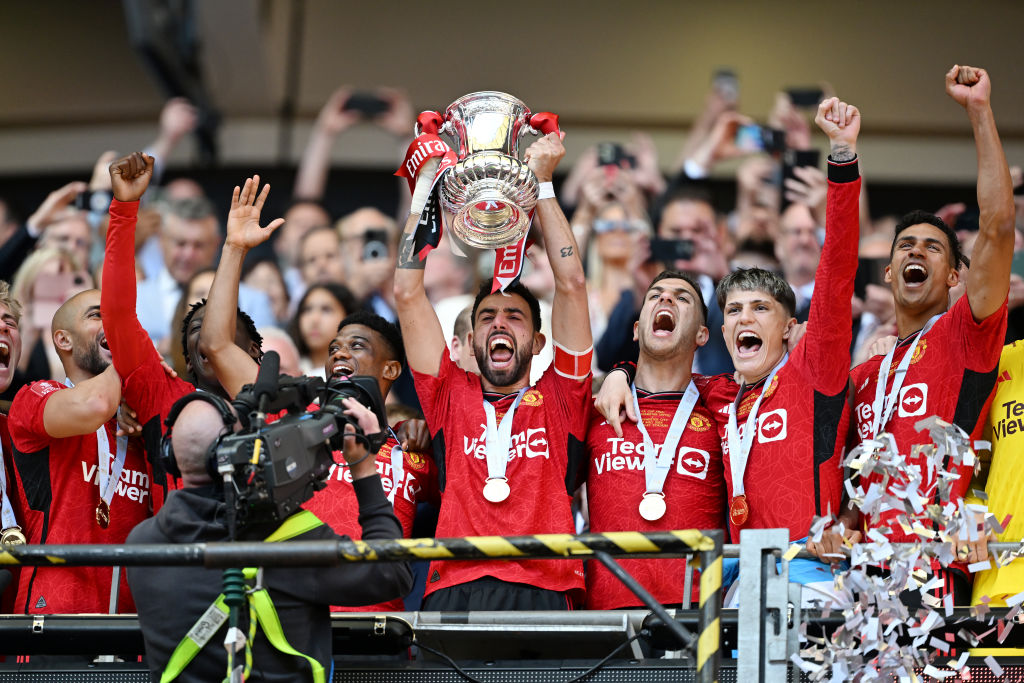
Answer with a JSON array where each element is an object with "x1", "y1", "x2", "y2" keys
[
  {"x1": 199, "y1": 176, "x2": 283, "y2": 397},
  {"x1": 103, "y1": 153, "x2": 158, "y2": 375},
  {"x1": 798, "y1": 97, "x2": 861, "y2": 393},
  {"x1": 525, "y1": 133, "x2": 592, "y2": 353},
  {"x1": 293, "y1": 88, "x2": 358, "y2": 200},
  {"x1": 392, "y1": 158, "x2": 447, "y2": 377},
  {"x1": 42, "y1": 365, "x2": 121, "y2": 438},
  {"x1": 946, "y1": 65, "x2": 1015, "y2": 321}
]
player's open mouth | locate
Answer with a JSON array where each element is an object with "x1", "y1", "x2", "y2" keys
[
  {"x1": 0, "y1": 341, "x2": 9, "y2": 368},
  {"x1": 488, "y1": 335, "x2": 516, "y2": 367},
  {"x1": 735, "y1": 331, "x2": 762, "y2": 358},
  {"x1": 653, "y1": 310, "x2": 676, "y2": 337},
  {"x1": 331, "y1": 361, "x2": 354, "y2": 378},
  {"x1": 902, "y1": 262, "x2": 928, "y2": 287},
  {"x1": 99, "y1": 335, "x2": 110, "y2": 353}
]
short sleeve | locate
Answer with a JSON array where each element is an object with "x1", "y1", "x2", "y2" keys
[
  {"x1": 411, "y1": 352, "x2": 466, "y2": 437},
  {"x1": 952, "y1": 294, "x2": 1008, "y2": 372},
  {"x1": 8, "y1": 381, "x2": 64, "y2": 453}
]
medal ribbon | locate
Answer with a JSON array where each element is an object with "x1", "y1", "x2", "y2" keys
[
  {"x1": 869, "y1": 314, "x2": 941, "y2": 438},
  {"x1": 631, "y1": 381, "x2": 699, "y2": 495},
  {"x1": 0, "y1": 439, "x2": 18, "y2": 530},
  {"x1": 64, "y1": 378, "x2": 128, "y2": 512},
  {"x1": 386, "y1": 427, "x2": 404, "y2": 505},
  {"x1": 481, "y1": 389, "x2": 528, "y2": 483},
  {"x1": 726, "y1": 354, "x2": 788, "y2": 498}
]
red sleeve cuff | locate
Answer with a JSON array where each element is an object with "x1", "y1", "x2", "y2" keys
[{"x1": 109, "y1": 198, "x2": 139, "y2": 218}]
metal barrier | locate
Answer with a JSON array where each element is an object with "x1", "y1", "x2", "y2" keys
[
  {"x1": 5, "y1": 531, "x2": 1018, "y2": 680},
  {"x1": 1, "y1": 528, "x2": 725, "y2": 683}
]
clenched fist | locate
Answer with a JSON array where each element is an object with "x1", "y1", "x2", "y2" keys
[
  {"x1": 109, "y1": 152, "x2": 154, "y2": 203},
  {"x1": 523, "y1": 132, "x2": 566, "y2": 184}
]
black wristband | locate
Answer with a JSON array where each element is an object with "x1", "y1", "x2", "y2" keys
[{"x1": 827, "y1": 156, "x2": 860, "y2": 183}]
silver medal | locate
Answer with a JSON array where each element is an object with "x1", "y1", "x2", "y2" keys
[
  {"x1": 638, "y1": 492, "x2": 667, "y2": 521},
  {"x1": 483, "y1": 477, "x2": 511, "y2": 503}
]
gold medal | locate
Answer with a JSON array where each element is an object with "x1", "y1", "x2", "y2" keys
[
  {"x1": 95, "y1": 500, "x2": 110, "y2": 529},
  {"x1": 729, "y1": 494, "x2": 749, "y2": 527},
  {"x1": 0, "y1": 526, "x2": 26, "y2": 545},
  {"x1": 482, "y1": 477, "x2": 511, "y2": 503}
]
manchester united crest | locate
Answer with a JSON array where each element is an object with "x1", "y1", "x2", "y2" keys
[
  {"x1": 521, "y1": 389, "x2": 544, "y2": 407},
  {"x1": 405, "y1": 450, "x2": 428, "y2": 471},
  {"x1": 688, "y1": 413, "x2": 712, "y2": 432},
  {"x1": 910, "y1": 339, "x2": 927, "y2": 364}
]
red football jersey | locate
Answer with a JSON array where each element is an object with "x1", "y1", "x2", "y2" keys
[
  {"x1": 703, "y1": 172, "x2": 860, "y2": 543},
  {"x1": 413, "y1": 353, "x2": 591, "y2": 601},
  {"x1": 584, "y1": 390, "x2": 725, "y2": 609},
  {"x1": 850, "y1": 293, "x2": 1007, "y2": 547},
  {"x1": 304, "y1": 436, "x2": 437, "y2": 611},
  {"x1": 8, "y1": 380, "x2": 154, "y2": 613}
]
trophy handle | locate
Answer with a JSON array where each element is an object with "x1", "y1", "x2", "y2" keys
[
  {"x1": 524, "y1": 112, "x2": 560, "y2": 136},
  {"x1": 415, "y1": 111, "x2": 445, "y2": 136}
]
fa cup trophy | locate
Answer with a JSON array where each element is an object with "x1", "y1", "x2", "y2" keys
[{"x1": 416, "y1": 91, "x2": 559, "y2": 249}]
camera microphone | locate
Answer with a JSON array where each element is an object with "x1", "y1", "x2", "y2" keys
[{"x1": 253, "y1": 351, "x2": 280, "y2": 413}]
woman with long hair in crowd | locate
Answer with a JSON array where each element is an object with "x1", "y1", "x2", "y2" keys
[{"x1": 288, "y1": 282, "x2": 358, "y2": 379}]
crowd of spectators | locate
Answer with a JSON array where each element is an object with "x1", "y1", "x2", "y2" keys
[{"x1": 1, "y1": 66, "x2": 1023, "y2": 675}]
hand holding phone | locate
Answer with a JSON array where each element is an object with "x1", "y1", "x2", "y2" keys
[{"x1": 343, "y1": 92, "x2": 392, "y2": 118}]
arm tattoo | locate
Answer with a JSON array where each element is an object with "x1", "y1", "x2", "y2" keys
[
  {"x1": 560, "y1": 246, "x2": 574, "y2": 258},
  {"x1": 830, "y1": 143, "x2": 855, "y2": 163},
  {"x1": 397, "y1": 233, "x2": 425, "y2": 270}
]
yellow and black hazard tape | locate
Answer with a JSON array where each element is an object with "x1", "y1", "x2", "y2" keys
[
  {"x1": 341, "y1": 529, "x2": 716, "y2": 563},
  {"x1": 0, "y1": 530, "x2": 716, "y2": 567},
  {"x1": 695, "y1": 533, "x2": 723, "y2": 683}
]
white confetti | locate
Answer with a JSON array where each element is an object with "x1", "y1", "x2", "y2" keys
[{"x1": 985, "y1": 654, "x2": 1003, "y2": 677}]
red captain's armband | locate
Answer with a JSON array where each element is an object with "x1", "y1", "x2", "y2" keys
[{"x1": 553, "y1": 342, "x2": 593, "y2": 381}]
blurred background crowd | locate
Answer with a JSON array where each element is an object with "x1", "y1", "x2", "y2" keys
[{"x1": 3, "y1": 1, "x2": 1024, "y2": 414}]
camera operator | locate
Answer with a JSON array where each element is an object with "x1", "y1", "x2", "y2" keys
[
  {"x1": 198, "y1": 176, "x2": 437, "y2": 610},
  {"x1": 126, "y1": 391, "x2": 411, "y2": 682}
]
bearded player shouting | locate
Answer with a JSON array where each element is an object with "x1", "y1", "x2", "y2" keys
[{"x1": 394, "y1": 131, "x2": 593, "y2": 611}]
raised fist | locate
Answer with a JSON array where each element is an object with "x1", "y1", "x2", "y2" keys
[
  {"x1": 523, "y1": 132, "x2": 566, "y2": 183},
  {"x1": 945, "y1": 64, "x2": 991, "y2": 110},
  {"x1": 109, "y1": 153, "x2": 154, "y2": 203},
  {"x1": 814, "y1": 97, "x2": 860, "y2": 157}
]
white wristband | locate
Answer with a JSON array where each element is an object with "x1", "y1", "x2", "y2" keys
[
  {"x1": 683, "y1": 159, "x2": 708, "y2": 180},
  {"x1": 410, "y1": 157, "x2": 440, "y2": 214},
  {"x1": 537, "y1": 182, "x2": 555, "y2": 201}
]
